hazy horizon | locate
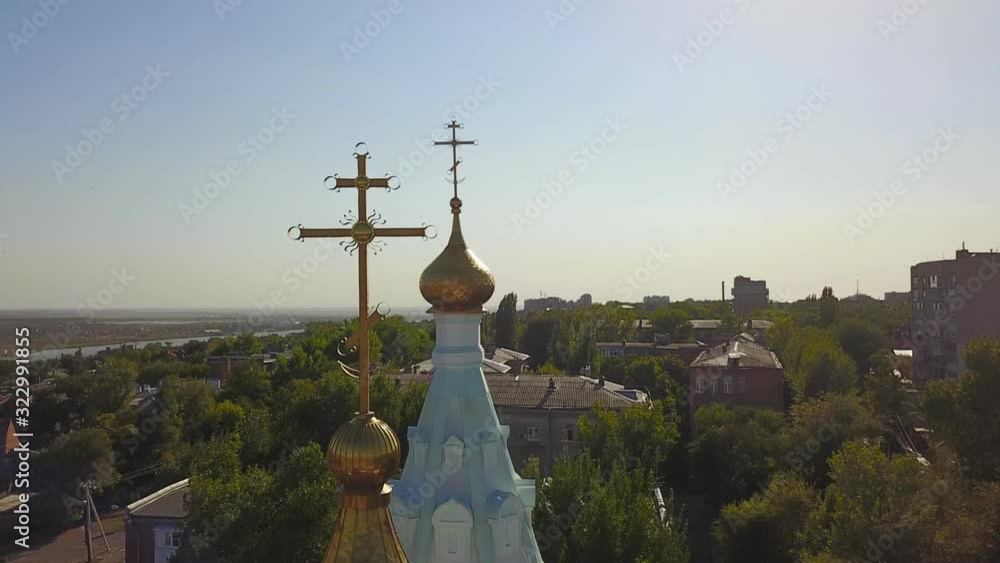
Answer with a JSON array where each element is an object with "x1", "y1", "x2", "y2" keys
[{"x1": 3, "y1": 0, "x2": 997, "y2": 310}]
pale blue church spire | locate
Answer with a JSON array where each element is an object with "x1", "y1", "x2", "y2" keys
[{"x1": 389, "y1": 121, "x2": 543, "y2": 563}]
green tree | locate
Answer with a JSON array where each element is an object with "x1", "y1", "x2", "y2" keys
[
  {"x1": 375, "y1": 316, "x2": 433, "y2": 368},
  {"x1": 521, "y1": 315, "x2": 558, "y2": 369},
  {"x1": 789, "y1": 336, "x2": 859, "y2": 402},
  {"x1": 921, "y1": 338, "x2": 1000, "y2": 481},
  {"x1": 578, "y1": 402, "x2": 679, "y2": 476},
  {"x1": 271, "y1": 373, "x2": 357, "y2": 448},
  {"x1": 223, "y1": 361, "x2": 273, "y2": 407},
  {"x1": 819, "y1": 287, "x2": 838, "y2": 326},
  {"x1": 234, "y1": 333, "x2": 263, "y2": 355},
  {"x1": 688, "y1": 405, "x2": 786, "y2": 506},
  {"x1": 137, "y1": 359, "x2": 185, "y2": 386},
  {"x1": 651, "y1": 306, "x2": 693, "y2": 340},
  {"x1": 178, "y1": 438, "x2": 339, "y2": 563},
  {"x1": 623, "y1": 357, "x2": 666, "y2": 396},
  {"x1": 801, "y1": 440, "x2": 936, "y2": 563},
  {"x1": 208, "y1": 400, "x2": 246, "y2": 436},
  {"x1": 161, "y1": 375, "x2": 218, "y2": 441},
  {"x1": 92, "y1": 356, "x2": 139, "y2": 420},
  {"x1": 496, "y1": 292, "x2": 518, "y2": 349},
  {"x1": 714, "y1": 473, "x2": 817, "y2": 563},
  {"x1": 36, "y1": 428, "x2": 118, "y2": 503},
  {"x1": 763, "y1": 313, "x2": 797, "y2": 357},
  {"x1": 785, "y1": 393, "x2": 884, "y2": 487},
  {"x1": 835, "y1": 318, "x2": 888, "y2": 380},
  {"x1": 926, "y1": 481, "x2": 1000, "y2": 563},
  {"x1": 533, "y1": 454, "x2": 689, "y2": 563}
]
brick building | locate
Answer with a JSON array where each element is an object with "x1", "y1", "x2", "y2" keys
[
  {"x1": 688, "y1": 335, "x2": 785, "y2": 419},
  {"x1": 910, "y1": 246, "x2": 1000, "y2": 386}
]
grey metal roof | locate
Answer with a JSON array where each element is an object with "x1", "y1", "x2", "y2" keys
[
  {"x1": 596, "y1": 342, "x2": 703, "y2": 350},
  {"x1": 126, "y1": 479, "x2": 189, "y2": 519},
  {"x1": 690, "y1": 338, "x2": 782, "y2": 369},
  {"x1": 392, "y1": 374, "x2": 638, "y2": 410},
  {"x1": 492, "y1": 348, "x2": 530, "y2": 362},
  {"x1": 412, "y1": 358, "x2": 512, "y2": 374}
]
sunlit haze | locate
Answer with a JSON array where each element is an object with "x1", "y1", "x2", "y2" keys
[{"x1": 2, "y1": 0, "x2": 997, "y2": 310}]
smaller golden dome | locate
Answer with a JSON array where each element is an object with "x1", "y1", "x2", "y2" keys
[
  {"x1": 419, "y1": 198, "x2": 495, "y2": 312},
  {"x1": 326, "y1": 413, "x2": 400, "y2": 491}
]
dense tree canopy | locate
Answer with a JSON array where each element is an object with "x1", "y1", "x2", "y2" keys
[
  {"x1": 714, "y1": 472, "x2": 817, "y2": 563},
  {"x1": 689, "y1": 405, "x2": 787, "y2": 506},
  {"x1": 801, "y1": 440, "x2": 936, "y2": 563},
  {"x1": 578, "y1": 402, "x2": 679, "y2": 476},
  {"x1": 531, "y1": 454, "x2": 689, "y2": 563},
  {"x1": 922, "y1": 338, "x2": 1000, "y2": 481}
]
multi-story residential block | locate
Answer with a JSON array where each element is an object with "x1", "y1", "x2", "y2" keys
[
  {"x1": 523, "y1": 293, "x2": 592, "y2": 312},
  {"x1": 910, "y1": 246, "x2": 1000, "y2": 386},
  {"x1": 523, "y1": 296, "x2": 562, "y2": 312},
  {"x1": 731, "y1": 276, "x2": 769, "y2": 317}
]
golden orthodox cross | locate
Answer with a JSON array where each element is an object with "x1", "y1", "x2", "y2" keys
[
  {"x1": 434, "y1": 119, "x2": 478, "y2": 201},
  {"x1": 288, "y1": 142, "x2": 433, "y2": 414}
]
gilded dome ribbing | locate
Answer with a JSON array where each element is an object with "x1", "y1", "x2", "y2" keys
[{"x1": 419, "y1": 197, "x2": 495, "y2": 312}]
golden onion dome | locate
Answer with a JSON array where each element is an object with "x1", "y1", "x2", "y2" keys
[
  {"x1": 419, "y1": 197, "x2": 495, "y2": 312},
  {"x1": 326, "y1": 413, "x2": 400, "y2": 491}
]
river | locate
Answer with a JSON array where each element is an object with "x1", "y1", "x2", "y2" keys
[{"x1": 30, "y1": 329, "x2": 305, "y2": 360}]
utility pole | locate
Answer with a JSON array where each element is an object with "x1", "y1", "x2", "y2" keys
[
  {"x1": 83, "y1": 484, "x2": 93, "y2": 563},
  {"x1": 86, "y1": 485, "x2": 111, "y2": 554}
]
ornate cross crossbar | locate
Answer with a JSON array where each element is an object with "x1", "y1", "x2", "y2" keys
[{"x1": 288, "y1": 142, "x2": 433, "y2": 414}]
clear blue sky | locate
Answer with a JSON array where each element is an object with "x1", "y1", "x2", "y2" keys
[{"x1": 1, "y1": 0, "x2": 997, "y2": 310}]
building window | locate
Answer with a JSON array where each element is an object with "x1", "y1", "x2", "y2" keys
[
  {"x1": 562, "y1": 425, "x2": 575, "y2": 442},
  {"x1": 930, "y1": 275, "x2": 939, "y2": 288},
  {"x1": 737, "y1": 376, "x2": 747, "y2": 393},
  {"x1": 710, "y1": 378, "x2": 718, "y2": 396},
  {"x1": 526, "y1": 427, "x2": 539, "y2": 442},
  {"x1": 695, "y1": 377, "x2": 706, "y2": 394},
  {"x1": 723, "y1": 376, "x2": 733, "y2": 394},
  {"x1": 933, "y1": 301, "x2": 943, "y2": 310},
  {"x1": 163, "y1": 531, "x2": 182, "y2": 548},
  {"x1": 912, "y1": 276, "x2": 920, "y2": 287}
]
